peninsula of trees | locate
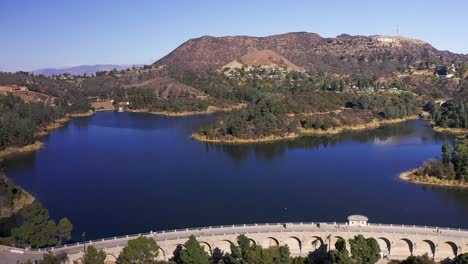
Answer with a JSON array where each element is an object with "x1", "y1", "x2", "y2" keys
[{"x1": 401, "y1": 140, "x2": 468, "y2": 187}]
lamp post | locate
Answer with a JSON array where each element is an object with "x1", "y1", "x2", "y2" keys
[{"x1": 82, "y1": 232, "x2": 86, "y2": 256}]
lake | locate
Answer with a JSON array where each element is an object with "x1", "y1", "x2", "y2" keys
[{"x1": 5, "y1": 112, "x2": 468, "y2": 240}]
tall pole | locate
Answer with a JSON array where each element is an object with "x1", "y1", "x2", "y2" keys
[{"x1": 82, "y1": 232, "x2": 86, "y2": 256}]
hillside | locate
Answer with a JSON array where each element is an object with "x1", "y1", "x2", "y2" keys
[
  {"x1": 223, "y1": 49, "x2": 304, "y2": 72},
  {"x1": 154, "y1": 32, "x2": 468, "y2": 76}
]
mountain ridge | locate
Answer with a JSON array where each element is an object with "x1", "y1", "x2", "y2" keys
[
  {"x1": 153, "y1": 32, "x2": 468, "y2": 76},
  {"x1": 31, "y1": 64, "x2": 143, "y2": 76}
]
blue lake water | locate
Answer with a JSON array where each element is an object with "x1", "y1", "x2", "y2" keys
[{"x1": 4, "y1": 112, "x2": 468, "y2": 240}]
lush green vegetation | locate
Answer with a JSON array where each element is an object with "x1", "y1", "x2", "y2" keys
[
  {"x1": 199, "y1": 91, "x2": 420, "y2": 140},
  {"x1": 83, "y1": 245, "x2": 107, "y2": 264},
  {"x1": 346, "y1": 93, "x2": 419, "y2": 119},
  {"x1": 0, "y1": 171, "x2": 27, "y2": 217},
  {"x1": 127, "y1": 88, "x2": 210, "y2": 112},
  {"x1": 426, "y1": 100, "x2": 467, "y2": 129},
  {"x1": 415, "y1": 140, "x2": 468, "y2": 182},
  {"x1": 329, "y1": 235, "x2": 380, "y2": 264},
  {"x1": 400, "y1": 254, "x2": 435, "y2": 264},
  {"x1": 3, "y1": 202, "x2": 74, "y2": 248},
  {"x1": 118, "y1": 236, "x2": 161, "y2": 264},
  {"x1": 0, "y1": 94, "x2": 63, "y2": 150}
]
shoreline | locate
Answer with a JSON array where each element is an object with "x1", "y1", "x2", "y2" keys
[
  {"x1": 194, "y1": 115, "x2": 420, "y2": 144},
  {"x1": 432, "y1": 126, "x2": 468, "y2": 135},
  {"x1": 399, "y1": 169, "x2": 468, "y2": 189},
  {"x1": 0, "y1": 174, "x2": 35, "y2": 218},
  {"x1": 192, "y1": 132, "x2": 301, "y2": 144},
  {"x1": 0, "y1": 141, "x2": 44, "y2": 159},
  {"x1": 128, "y1": 103, "x2": 246, "y2": 117}
]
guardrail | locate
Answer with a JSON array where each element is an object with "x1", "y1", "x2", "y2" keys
[{"x1": 28, "y1": 221, "x2": 468, "y2": 252}]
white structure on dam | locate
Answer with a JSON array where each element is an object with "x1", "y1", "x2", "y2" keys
[{"x1": 1, "y1": 216, "x2": 468, "y2": 263}]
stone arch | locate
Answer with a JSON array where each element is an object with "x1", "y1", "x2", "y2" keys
[
  {"x1": 249, "y1": 239, "x2": 257, "y2": 247},
  {"x1": 283, "y1": 237, "x2": 302, "y2": 255},
  {"x1": 392, "y1": 238, "x2": 413, "y2": 257},
  {"x1": 261, "y1": 237, "x2": 279, "y2": 249},
  {"x1": 216, "y1": 240, "x2": 235, "y2": 253},
  {"x1": 330, "y1": 236, "x2": 345, "y2": 250},
  {"x1": 438, "y1": 241, "x2": 458, "y2": 258},
  {"x1": 377, "y1": 237, "x2": 391, "y2": 254},
  {"x1": 310, "y1": 236, "x2": 325, "y2": 252},
  {"x1": 105, "y1": 253, "x2": 118, "y2": 262},
  {"x1": 199, "y1": 241, "x2": 212, "y2": 255},
  {"x1": 415, "y1": 240, "x2": 435, "y2": 257},
  {"x1": 158, "y1": 248, "x2": 167, "y2": 260}
]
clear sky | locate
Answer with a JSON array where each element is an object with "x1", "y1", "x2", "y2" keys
[{"x1": 1, "y1": 0, "x2": 467, "y2": 72}]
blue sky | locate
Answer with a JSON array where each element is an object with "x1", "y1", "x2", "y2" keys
[{"x1": 1, "y1": 0, "x2": 467, "y2": 72}]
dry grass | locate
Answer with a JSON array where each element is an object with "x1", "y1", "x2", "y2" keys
[
  {"x1": 0, "y1": 141, "x2": 44, "y2": 159},
  {"x1": 399, "y1": 170, "x2": 468, "y2": 188}
]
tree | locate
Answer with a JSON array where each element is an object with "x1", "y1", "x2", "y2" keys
[
  {"x1": 329, "y1": 238, "x2": 353, "y2": 264},
  {"x1": 442, "y1": 144, "x2": 451, "y2": 165},
  {"x1": 84, "y1": 245, "x2": 107, "y2": 264},
  {"x1": 179, "y1": 235, "x2": 211, "y2": 264},
  {"x1": 57, "y1": 218, "x2": 73, "y2": 244},
  {"x1": 118, "y1": 236, "x2": 160, "y2": 264},
  {"x1": 11, "y1": 202, "x2": 59, "y2": 248},
  {"x1": 349, "y1": 235, "x2": 380, "y2": 264},
  {"x1": 275, "y1": 245, "x2": 292, "y2": 264},
  {"x1": 454, "y1": 253, "x2": 468, "y2": 264},
  {"x1": 401, "y1": 254, "x2": 435, "y2": 264},
  {"x1": 211, "y1": 247, "x2": 224, "y2": 264}
]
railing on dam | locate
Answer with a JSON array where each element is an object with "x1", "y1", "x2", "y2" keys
[{"x1": 29, "y1": 221, "x2": 468, "y2": 253}]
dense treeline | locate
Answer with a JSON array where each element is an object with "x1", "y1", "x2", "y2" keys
[
  {"x1": 200, "y1": 91, "x2": 421, "y2": 140},
  {"x1": 0, "y1": 93, "x2": 91, "y2": 151},
  {"x1": 426, "y1": 100, "x2": 468, "y2": 129},
  {"x1": 416, "y1": 140, "x2": 468, "y2": 182},
  {"x1": 346, "y1": 92, "x2": 420, "y2": 119},
  {"x1": 127, "y1": 88, "x2": 210, "y2": 112},
  {"x1": 0, "y1": 94, "x2": 65, "y2": 150},
  {"x1": 0, "y1": 202, "x2": 73, "y2": 248}
]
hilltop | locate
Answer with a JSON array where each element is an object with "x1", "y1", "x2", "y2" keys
[{"x1": 153, "y1": 32, "x2": 468, "y2": 77}]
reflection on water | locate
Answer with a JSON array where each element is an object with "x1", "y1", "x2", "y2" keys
[
  {"x1": 206, "y1": 121, "x2": 454, "y2": 162},
  {"x1": 3, "y1": 112, "x2": 466, "y2": 240}
]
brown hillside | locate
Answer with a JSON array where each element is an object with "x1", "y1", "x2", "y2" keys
[
  {"x1": 122, "y1": 76, "x2": 206, "y2": 98},
  {"x1": 224, "y1": 49, "x2": 304, "y2": 72},
  {"x1": 154, "y1": 32, "x2": 468, "y2": 76}
]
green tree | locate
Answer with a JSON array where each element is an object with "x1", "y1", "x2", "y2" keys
[
  {"x1": 454, "y1": 253, "x2": 468, "y2": 264},
  {"x1": 329, "y1": 238, "x2": 353, "y2": 264},
  {"x1": 11, "y1": 202, "x2": 59, "y2": 248},
  {"x1": 179, "y1": 235, "x2": 211, "y2": 264},
  {"x1": 118, "y1": 236, "x2": 160, "y2": 264},
  {"x1": 349, "y1": 235, "x2": 380, "y2": 264},
  {"x1": 84, "y1": 245, "x2": 107, "y2": 264},
  {"x1": 57, "y1": 218, "x2": 73, "y2": 244},
  {"x1": 401, "y1": 254, "x2": 435, "y2": 264},
  {"x1": 442, "y1": 144, "x2": 451, "y2": 165}
]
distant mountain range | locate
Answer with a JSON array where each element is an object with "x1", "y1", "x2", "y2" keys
[{"x1": 31, "y1": 64, "x2": 143, "y2": 76}]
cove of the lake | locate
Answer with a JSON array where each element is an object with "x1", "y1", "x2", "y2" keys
[{"x1": 4, "y1": 112, "x2": 468, "y2": 240}]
